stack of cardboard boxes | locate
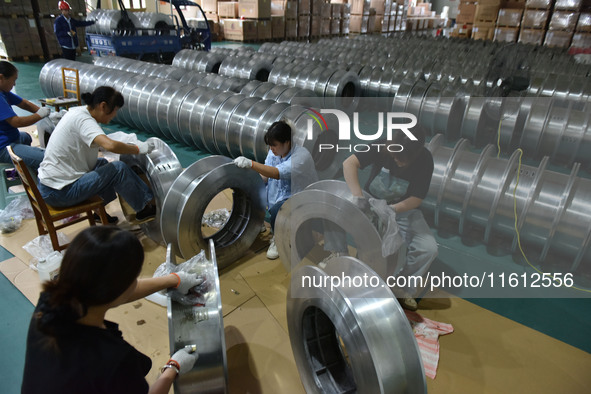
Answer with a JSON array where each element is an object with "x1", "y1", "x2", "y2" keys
[
  {"x1": 572, "y1": 10, "x2": 591, "y2": 47},
  {"x1": 545, "y1": 0, "x2": 581, "y2": 47},
  {"x1": 494, "y1": 4, "x2": 524, "y2": 42},
  {"x1": 212, "y1": 0, "x2": 271, "y2": 41},
  {"x1": 349, "y1": 0, "x2": 371, "y2": 33},
  {"x1": 519, "y1": 0, "x2": 551, "y2": 45},
  {"x1": 0, "y1": 0, "x2": 44, "y2": 59}
]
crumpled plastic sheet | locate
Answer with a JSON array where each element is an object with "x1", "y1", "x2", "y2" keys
[
  {"x1": 369, "y1": 198, "x2": 404, "y2": 258},
  {"x1": 0, "y1": 196, "x2": 35, "y2": 234},
  {"x1": 23, "y1": 233, "x2": 68, "y2": 270},
  {"x1": 202, "y1": 208, "x2": 230, "y2": 229},
  {"x1": 153, "y1": 249, "x2": 216, "y2": 306},
  {"x1": 100, "y1": 131, "x2": 139, "y2": 162}
]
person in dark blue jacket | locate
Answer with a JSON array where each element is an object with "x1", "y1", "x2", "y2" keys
[{"x1": 54, "y1": 1, "x2": 95, "y2": 61}]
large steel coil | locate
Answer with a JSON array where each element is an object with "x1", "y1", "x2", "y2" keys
[
  {"x1": 160, "y1": 156, "x2": 266, "y2": 268},
  {"x1": 424, "y1": 134, "x2": 591, "y2": 274},
  {"x1": 119, "y1": 138, "x2": 183, "y2": 244},
  {"x1": 274, "y1": 180, "x2": 405, "y2": 279},
  {"x1": 167, "y1": 240, "x2": 228, "y2": 394},
  {"x1": 134, "y1": 12, "x2": 174, "y2": 35},
  {"x1": 173, "y1": 49, "x2": 226, "y2": 73},
  {"x1": 287, "y1": 256, "x2": 426, "y2": 393},
  {"x1": 87, "y1": 9, "x2": 139, "y2": 35},
  {"x1": 218, "y1": 55, "x2": 273, "y2": 81}
]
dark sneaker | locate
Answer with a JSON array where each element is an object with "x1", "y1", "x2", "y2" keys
[
  {"x1": 94, "y1": 212, "x2": 119, "y2": 224},
  {"x1": 135, "y1": 204, "x2": 156, "y2": 223}
]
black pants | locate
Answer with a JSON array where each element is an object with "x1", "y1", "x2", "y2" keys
[{"x1": 61, "y1": 48, "x2": 76, "y2": 61}]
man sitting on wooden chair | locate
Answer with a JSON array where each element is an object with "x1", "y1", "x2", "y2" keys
[{"x1": 37, "y1": 86, "x2": 156, "y2": 225}]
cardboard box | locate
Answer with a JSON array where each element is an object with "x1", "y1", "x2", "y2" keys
[
  {"x1": 493, "y1": 26, "x2": 519, "y2": 41},
  {"x1": 271, "y1": 15, "x2": 285, "y2": 37},
  {"x1": 350, "y1": 0, "x2": 371, "y2": 15},
  {"x1": 310, "y1": 14, "x2": 321, "y2": 34},
  {"x1": 321, "y1": 3, "x2": 332, "y2": 18},
  {"x1": 350, "y1": 13, "x2": 369, "y2": 32},
  {"x1": 549, "y1": 11, "x2": 579, "y2": 31},
  {"x1": 503, "y1": 0, "x2": 526, "y2": 9},
  {"x1": 285, "y1": 0, "x2": 298, "y2": 19},
  {"x1": 258, "y1": 18, "x2": 272, "y2": 39},
  {"x1": 330, "y1": 17, "x2": 340, "y2": 34},
  {"x1": 370, "y1": 0, "x2": 386, "y2": 15},
  {"x1": 298, "y1": 14, "x2": 309, "y2": 36},
  {"x1": 202, "y1": 0, "x2": 218, "y2": 13},
  {"x1": 218, "y1": 1, "x2": 240, "y2": 17},
  {"x1": 571, "y1": 32, "x2": 591, "y2": 47},
  {"x1": 522, "y1": 9, "x2": 549, "y2": 28},
  {"x1": 553, "y1": 0, "x2": 582, "y2": 10},
  {"x1": 368, "y1": 13, "x2": 376, "y2": 31},
  {"x1": 311, "y1": 0, "x2": 324, "y2": 15},
  {"x1": 375, "y1": 14, "x2": 384, "y2": 31},
  {"x1": 577, "y1": 13, "x2": 591, "y2": 31},
  {"x1": 205, "y1": 12, "x2": 220, "y2": 23},
  {"x1": 475, "y1": 4, "x2": 500, "y2": 22},
  {"x1": 457, "y1": 3, "x2": 476, "y2": 24},
  {"x1": 239, "y1": 0, "x2": 271, "y2": 19},
  {"x1": 496, "y1": 8, "x2": 523, "y2": 26},
  {"x1": 271, "y1": 0, "x2": 285, "y2": 15},
  {"x1": 518, "y1": 28, "x2": 546, "y2": 44},
  {"x1": 475, "y1": 0, "x2": 502, "y2": 5},
  {"x1": 285, "y1": 18, "x2": 297, "y2": 37},
  {"x1": 525, "y1": 0, "x2": 551, "y2": 9},
  {"x1": 221, "y1": 18, "x2": 258, "y2": 40},
  {"x1": 299, "y1": 0, "x2": 311, "y2": 15},
  {"x1": 321, "y1": 17, "x2": 331, "y2": 35},
  {"x1": 544, "y1": 30, "x2": 573, "y2": 47}
]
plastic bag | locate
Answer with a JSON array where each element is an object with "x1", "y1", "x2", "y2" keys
[
  {"x1": 153, "y1": 249, "x2": 215, "y2": 306},
  {"x1": 101, "y1": 131, "x2": 139, "y2": 162},
  {"x1": 37, "y1": 109, "x2": 67, "y2": 148},
  {"x1": 23, "y1": 233, "x2": 69, "y2": 264},
  {"x1": 202, "y1": 208, "x2": 230, "y2": 229},
  {"x1": 0, "y1": 196, "x2": 34, "y2": 233},
  {"x1": 369, "y1": 198, "x2": 404, "y2": 258}
]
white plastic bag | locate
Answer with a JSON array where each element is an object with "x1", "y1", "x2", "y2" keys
[
  {"x1": 0, "y1": 196, "x2": 34, "y2": 233},
  {"x1": 369, "y1": 198, "x2": 404, "y2": 258},
  {"x1": 153, "y1": 249, "x2": 214, "y2": 306},
  {"x1": 23, "y1": 233, "x2": 69, "y2": 268},
  {"x1": 101, "y1": 131, "x2": 139, "y2": 161}
]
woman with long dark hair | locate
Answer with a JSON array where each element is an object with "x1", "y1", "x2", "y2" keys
[{"x1": 22, "y1": 226, "x2": 201, "y2": 393}]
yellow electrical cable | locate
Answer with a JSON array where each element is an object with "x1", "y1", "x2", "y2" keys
[{"x1": 499, "y1": 119, "x2": 591, "y2": 293}]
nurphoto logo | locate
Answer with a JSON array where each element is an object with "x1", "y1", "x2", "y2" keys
[{"x1": 306, "y1": 109, "x2": 419, "y2": 153}]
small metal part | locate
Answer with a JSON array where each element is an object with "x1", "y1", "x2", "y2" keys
[{"x1": 230, "y1": 289, "x2": 240, "y2": 295}]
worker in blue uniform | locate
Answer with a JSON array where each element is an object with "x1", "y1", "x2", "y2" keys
[{"x1": 54, "y1": 1, "x2": 95, "y2": 61}]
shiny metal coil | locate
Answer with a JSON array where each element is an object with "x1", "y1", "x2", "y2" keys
[
  {"x1": 274, "y1": 180, "x2": 405, "y2": 279},
  {"x1": 134, "y1": 12, "x2": 174, "y2": 35},
  {"x1": 160, "y1": 156, "x2": 266, "y2": 268},
  {"x1": 287, "y1": 256, "x2": 426, "y2": 393},
  {"x1": 424, "y1": 134, "x2": 591, "y2": 273},
  {"x1": 167, "y1": 241, "x2": 229, "y2": 393},
  {"x1": 119, "y1": 137, "x2": 183, "y2": 244},
  {"x1": 87, "y1": 9, "x2": 140, "y2": 35}
]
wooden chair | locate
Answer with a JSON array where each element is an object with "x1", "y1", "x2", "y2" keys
[
  {"x1": 7, "y1": 147, "x2": 109, "y2": 251},
  {"x1": 61, "y1": 67, "x2": 81, "y2": 106}
]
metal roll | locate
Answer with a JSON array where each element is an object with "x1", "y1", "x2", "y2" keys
[
  {"x1": 200, "y1": 91, "x2": 238, "y2": 154},
  {"x1": 275, "y1": 180, "x2": 404, "y2": 279},
  {"x1": 220, "y1": 96, "x2": 262, "y2": 158},
  {"x1": 167, "y1": 240, "x2": 228, "y2": 394},
  {"x1": 119, "y1": 138, "x2": 183, "y2": 243},
  {"x1": 176, "y1": 87, "x2": 212, "y2": 151},
  {"x1": 160, "y1": 155, "x2": 266, "y2": 268},
  {"x1": 212, "y1": 94, "x2": 250, "y2": 156},
  {"x1": 135, "y1": 12, "x2": 174, "y2": 35},
  {"x1": 424, "y1": 134, "x2": 591, "y2": 273},
  {"x1": 287, "y1": 256, "x2": 426, "y2": 393},
  {"x1": 88, "y1": 9, "x2": 140, "y2": 35},
  {"x1": 238, "y1": 101, "x2": 286, "y2": 161}
]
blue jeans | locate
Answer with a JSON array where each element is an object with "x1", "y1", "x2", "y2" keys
[
  {"x1": 268, "y1": 199, "x2": 287, "y2": 232},
  {"x1": 0, "y1": 132, "x2": 45, "y2": 172},
  {"x1": 324, "y1": 209, "x2": 438, "y2": 297},
  {"x1": 39, "y1": 159, "x2": 153, "y2": 212}
]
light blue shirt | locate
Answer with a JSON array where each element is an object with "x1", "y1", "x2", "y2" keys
[{"x1": 265, "y1": 145, "x2": 318, "y2": 207}]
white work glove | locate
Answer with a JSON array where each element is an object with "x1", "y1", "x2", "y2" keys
[
  {"x1": 137, "y1": 140, "x2": 156, "y2": 155},
  {"x1": 172, "y1": 272, "x2": 204, "y2": 294},
  {"x1": 36, "y1": 107, "x2": 51, "y2": 119},
  {"x1": 233, "y1": 156, "x2": 252, "y2": 169},
  {"x1": 169, "y1": 347, "x2": 198, "y2": 375}
]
